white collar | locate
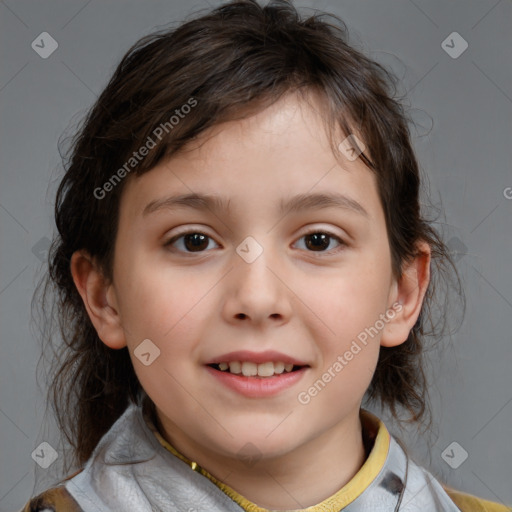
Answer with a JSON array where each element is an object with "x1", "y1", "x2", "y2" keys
[{"x1": 64, "y1": 402, "x2": 460, "y2": 511}]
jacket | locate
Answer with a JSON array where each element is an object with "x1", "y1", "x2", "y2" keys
[{"x1": 20, "y1": 402, "x2": 511, "y2": 512}]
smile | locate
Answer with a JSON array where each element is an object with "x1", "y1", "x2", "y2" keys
[
  {"x1": 208, "y1": 361, "x2": 305, "y2": 377},
  {"x1": 205, "y1": 363, "x2": 309, "y2": 398}
]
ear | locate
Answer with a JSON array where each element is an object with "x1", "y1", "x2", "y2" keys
[
  {"x1": 70, "y1": 250, "x2": 127, "y2": 349},
  {"x1": 380, "y1": 241, "x2": 431, "y2": 348}
]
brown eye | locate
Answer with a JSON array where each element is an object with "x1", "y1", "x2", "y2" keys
[
  {"x1": 305, "y1": 233, "x2": 330, "y2": 251},
  {"x1": 295, "y1": 231, "x2": 345, "y2": 254},
  {"x1": 165, "y1": 232, "x2": 218, "y2": 253}
]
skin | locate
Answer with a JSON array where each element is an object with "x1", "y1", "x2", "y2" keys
[{"x1": 71, "y1": 91, "x2": 430, "y2": 509}]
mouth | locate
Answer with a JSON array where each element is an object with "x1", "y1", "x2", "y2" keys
[
  {"x1": 204, "y1": 351, "x2": 311, "y2": 395},
  {"x1": 205, "y1": 361, "x2": 309, "y2": 398},
  {"x1": 206, "y1": 361, "x2": 308, "y2": 378}
]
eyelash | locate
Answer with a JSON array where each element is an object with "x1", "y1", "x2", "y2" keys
[{"x1": 164, "y1": 229, "x2": 347, "y2": 256}]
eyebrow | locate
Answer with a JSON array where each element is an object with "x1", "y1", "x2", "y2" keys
[{"x1": 142, "y1": 192, "x2": 369, "y2": 218}]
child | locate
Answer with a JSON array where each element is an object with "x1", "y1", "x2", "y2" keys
[{"x1": 23, "y1": 1, "x2": 510, "y2": 511}]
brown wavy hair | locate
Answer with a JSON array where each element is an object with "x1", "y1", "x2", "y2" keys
[{"x1": 34, "y1": 0, "x2": 464, "y2": 472}]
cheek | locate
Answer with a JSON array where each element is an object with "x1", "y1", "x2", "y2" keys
[
  {"x1": 315, "y1": 262, "x2": 391, "y2": 340},
  {"x1": 304, "y1": 252, "x2": 390, "y2": 385},
  {"x1": 298, "y1": 333, "x2": 380, "y2": 419},
  {"x1": 304, "y1": 297, "x2": 382, "y2": 412},
  {"x1": 116, "y1": 257, "x2": 215, "y2": 341},
  {"x1": 322, "y1": 347, "x2": 380, "y2": 412}
]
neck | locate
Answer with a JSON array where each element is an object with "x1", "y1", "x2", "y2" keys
[
  {"x1": 224, "y1": 415, "x2": 366, "y2": 509},
  {"x1": 154, "y1": 406, "x2": 368, "y2": 510}
]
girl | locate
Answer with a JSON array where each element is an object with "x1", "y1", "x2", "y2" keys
[{"x1": 23, "y1": 1, "x2": 510, "y2": 511}]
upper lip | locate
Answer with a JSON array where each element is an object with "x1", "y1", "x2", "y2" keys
[{"x1": 204, "y1": 350, "x2": 310, "y2": 366}]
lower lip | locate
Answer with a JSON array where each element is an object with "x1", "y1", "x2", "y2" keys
[{"x1": 205, "y1": 366, "x2": 308, "y2": 398}]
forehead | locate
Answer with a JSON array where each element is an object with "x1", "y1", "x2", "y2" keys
[{"x1": 120, "y1": 93, "x2": 381, "y2": 223}]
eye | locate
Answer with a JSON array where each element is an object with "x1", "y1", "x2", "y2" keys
[
  {"x1": 164, "y1": 231, "x2": 220, "y2": 253},
  {"x1": 164, "y1": 228, "x2": 346, "y2": 255},
  {"x1": 294, "y1": 230, "x2": 346, "y2": 254}
]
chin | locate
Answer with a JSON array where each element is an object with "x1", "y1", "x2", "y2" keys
[{"x1": 229, "y1": 433, "x2": 299, "y2": 461}]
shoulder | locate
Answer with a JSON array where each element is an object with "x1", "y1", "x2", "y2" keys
[
  {"x1": 444, "y1": 486, "x2": 512, "y2": 512},
  {"x1": 20, "y1": 486, "x2": 83, "y2": 512},
  {"x1": 20, "y1": 472, "x2": 84, "y2": 512}
]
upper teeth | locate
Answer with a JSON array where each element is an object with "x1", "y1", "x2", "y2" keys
[{"x1": 217, "y1": 361, "x2": 295, "y2": 376}]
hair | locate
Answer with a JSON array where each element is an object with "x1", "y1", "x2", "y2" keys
[{"x1": 34, "y1": 0, "x2": 464, "y2": 471}]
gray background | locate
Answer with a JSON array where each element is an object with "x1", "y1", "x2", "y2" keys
[{"x1": 1, "y1": 0, "x2": 511, "y2": 510}]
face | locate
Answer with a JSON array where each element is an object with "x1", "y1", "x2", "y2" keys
[{"x1": 102, "y1": 92, "x2": 404, "y2": 466}]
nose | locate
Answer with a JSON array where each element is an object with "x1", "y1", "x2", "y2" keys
[{"x1": 222, "y1": 243, "x2": 293, "y2": 326}]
